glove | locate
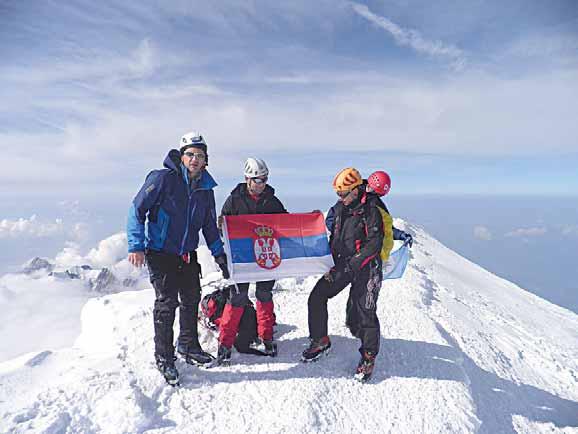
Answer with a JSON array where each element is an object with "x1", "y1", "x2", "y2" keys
[
  {"x1": 400, "y1": 232, "x2": 413, "y2": 248},
  {"x1": 348, "y1": 252, "x2": 366, "y2": 273},
  {"x1": 323, "y1": 267, "x2": 337, "y2": 283},
  {"x1": 215, "y1": 254, "x2": 230, "y2": 279}
]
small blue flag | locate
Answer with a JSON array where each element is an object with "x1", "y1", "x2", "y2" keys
[{"x1": 383, "y1": 243, "x2": 410, "y2": 280}]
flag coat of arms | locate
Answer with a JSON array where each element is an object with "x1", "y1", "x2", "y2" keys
[{"x1": 222, "y1": 212, "x2": 334, "y2": 283}]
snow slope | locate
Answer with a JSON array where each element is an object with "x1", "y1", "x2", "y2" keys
[{"x1": 1, "y1": 220, "x2": 577, "y2": 434}]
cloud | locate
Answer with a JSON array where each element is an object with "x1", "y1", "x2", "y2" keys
[
  {"x1": 129, "y1": 38, "x2": 156, "y2": 78},
  {"x1": 85, "y1": 233, "x2": 128, "y2": 268},
  {"x1": 70, "y1": 223, "x2": 91, "y2": 243},
  {"x1": 0, "y1": 215, "x2": 91, "y2": 242},
  {"x1": 473, "y1": 226, "x2": 493, "y2": 241},
  {"x1": 505, "y1": 227, "x2": 547, "y2": 238},
  {"x1": 350, "y1": 2, "x2": 466, "y2": 70},
  {"x1": 2, "y1": 67, "x2": 577, "y2": 195},
  {"x1": 0, "y1": 216, "x2": 65, "y2": 239},
  {"x1": 1, "y1": 0, "x2": 577, "y2": 198},
  {"x1": 501, "y1": 32, "x2": 578, "y2": 63},
  {"x1": 54, "y1": 236, "x2": 127, "y2": 270},
  {"x1": 561, "y1": 225, "x2": 578, "y2": 237},
  {"x1": 53, "y1": 243, "x2": 86, "y2": 268}
]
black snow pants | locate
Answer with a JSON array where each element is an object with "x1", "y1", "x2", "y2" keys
[
  {"x1": 308, "y1": 258, "x2": 383, "y2": 354},
  {"x1": 146, "y1": 249, "x2": 202, "y2": 359}
]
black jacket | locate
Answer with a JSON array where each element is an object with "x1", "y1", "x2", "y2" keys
[
  {"x1": 327, "y1": 193, "x2": 405, "y2": 241},
  {"x1": 221, "y1": 183, "x2": 287, "y2": 216},
  {"x1": 330, "y1": 191, "x2": 384, "y2": 272}
]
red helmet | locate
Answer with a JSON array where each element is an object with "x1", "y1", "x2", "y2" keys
[{"x1": 367, "y1": 171, "x2": 391, "y2": 196}]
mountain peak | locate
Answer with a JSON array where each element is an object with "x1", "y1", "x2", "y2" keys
[{"x1": 1, "y1": 223, "x2": 577, "y2": 433}]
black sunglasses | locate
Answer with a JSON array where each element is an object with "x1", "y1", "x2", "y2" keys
[
  {"x1": 336, "y1": 189, "x2": 355, "y2": 199},
  {"x1": 251, "y1": 177, "x2": 268, "y2": 184}
]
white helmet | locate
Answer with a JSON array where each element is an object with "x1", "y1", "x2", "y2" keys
[
  {"x1": 244, "y1": 157, "x2": 269, "y2": 178},
  {"x1": 180, "y1": 131, "x2": 207, "y2": 151}
]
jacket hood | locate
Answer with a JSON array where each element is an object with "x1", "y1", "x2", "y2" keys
[
  {"x1": 164, "y1": 149, "x2": 182, "y2": 171},
  {"x1": 163, "y1": 149, "x2": 217, "y2": 190}
]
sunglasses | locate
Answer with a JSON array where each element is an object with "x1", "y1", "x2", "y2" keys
[
  {"x1": 183, "y1": 151, "x2": 206, "y2": 161},
  {"x1": 336, "y1": 189, "x2": 354, "y2": 199},
  {"x1": 251, "y1": 177, "x2": 268, "y2": 185}
]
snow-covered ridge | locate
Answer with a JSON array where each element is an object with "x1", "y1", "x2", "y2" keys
[
  {"x1": 19, "y1": 233, "x2": 147, "y2": 292},
  {"x1": 1, "y1": 220, "x2": 577, "y2": 434}
]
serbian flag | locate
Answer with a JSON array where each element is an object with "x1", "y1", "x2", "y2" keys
[{"x1": 222, "y1": 212, "x2": 334, "y2": 283}]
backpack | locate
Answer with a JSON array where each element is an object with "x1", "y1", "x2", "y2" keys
[
  {"x1": 375, "y1": 206, "x2": 394, "y2": 262},
  {"x1": 199, "y1": 287, "x2": 266, "y2": 356},
  {"x1": 360, "y1": 194, "x2": 394, "y2": 262},
  {"x1": 200, "y1": 287, "x2": 230, "y2": 330}
]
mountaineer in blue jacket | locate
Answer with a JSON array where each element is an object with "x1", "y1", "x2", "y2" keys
[{"x1": 127, "y1": 131, "x2": 229, "y2": 386}]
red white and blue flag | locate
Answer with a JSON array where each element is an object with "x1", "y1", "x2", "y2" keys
[{"x1": 222, "y1": 212, "x2": 334, "y2": 283}]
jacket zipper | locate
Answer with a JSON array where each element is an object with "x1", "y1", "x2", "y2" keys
[{"x1": 180, "y1": 186, "x2": 192, "y2": 255}]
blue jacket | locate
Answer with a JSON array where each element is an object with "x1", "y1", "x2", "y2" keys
[{"x1": 127, "y1": 150, "x2": 224, "y2": 257}]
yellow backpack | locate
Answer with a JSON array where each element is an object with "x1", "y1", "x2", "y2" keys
[
  {"x1": 359, "y1": 200, "x2": 394, "y2": 262},
  {"x1": 377, "y1": 207, "x2": 394, "y2": 262}
]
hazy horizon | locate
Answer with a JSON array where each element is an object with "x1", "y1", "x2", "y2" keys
[{"x1": 2, "y1": 192, "x2": 576, "y2": 314}]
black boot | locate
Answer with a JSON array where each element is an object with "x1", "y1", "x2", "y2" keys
[
  {"x1": 250, "y1": 339, "x2": 278, "y2": 357},
  {"x1": 176, "y1": 342, "x2": 215, "y2": 367},
  {"x1": 354, "y1": 351, "x2": 376, "y2": 383},
  {"x1": 263, "y1": 340, "x2": 278, "y2": 357},
  {"x1": 301, "y1": 336, "x2": 331, "y2": 362},
  {"x1": 215, "y1": 345, "x2": 232, "y2": 366},
  {"x1": 155, "y1": 355, "x2": 179, "y2": 386}
]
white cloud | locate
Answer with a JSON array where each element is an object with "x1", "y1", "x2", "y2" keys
[
  {"x1": 474, "y1": 226, "x2": 493, "y2": 241},
  {"x1": 70, "y1": 223, "x2": 91, "y2": 243},
  {"x1": 54, "y1": 243, "x2": 86, "y2": 268},
  {"x1": 502, "y1": 32, "x2": 578, "y2": 61},
  {"x1": 0, "y1": 215, "x2": 93, "y2": 244},
  {"x1": 505, "y1": 227, "x2": 547, "y2": 238},
  {"x1": 1, "y1": 0, "x2": 577, "y2": 198},
  {"x1": 85, "y1": 233, "x2": 128, "y2": 269},
  {"x1": 0, "y1": 216, "x2": 65, "y2": 239},
  {"x1": 350, "y1": 2, "x2": 466, "y2": 70},
  {"x1": 129, "y1": 38, "x2": 156, "y2": 78},
  {"x1": 1, "y1": 67, "x2": 577, "y2": 195},
  {"x1": 561, "y1": 225, "x2": 578, "y2": 237},
  {"x1": 53, "y1": 235, "x2": 129, "y2": 270}
]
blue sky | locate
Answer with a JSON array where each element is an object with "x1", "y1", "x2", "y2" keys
[{"x1": 1, "y1": 0, "x2": 578, "y2": 198}]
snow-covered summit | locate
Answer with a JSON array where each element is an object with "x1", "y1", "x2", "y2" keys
[{"x1": 1, "y1": 220, "x2": 577, "y2": 433}]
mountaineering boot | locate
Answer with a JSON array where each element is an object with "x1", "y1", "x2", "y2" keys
[
  {"x1": 354, "y1": 351, "x2": 376, "y2": 383},
  {"x1": 250, "y1": 338, "x2": 278, "y2": 357},
  {"x1": 176, "y1": 342, "x2": 215, "y2": 367},
  {"x1": 215, "y1": 345, "x2": 232, "y2": 366},
  {"x1": 155, "y1": 355, "x2": 179, "y2": 386},
  {"x1": 301, "y1": 336, "x2": 331, "y2": 362},
  {"x1": 263, "y1": 340, "x2": 278, "y2": 357}
]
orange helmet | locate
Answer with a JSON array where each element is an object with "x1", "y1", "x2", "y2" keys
[{"x1": 333, "y1": 167, "x2": 363, "y2": 192}]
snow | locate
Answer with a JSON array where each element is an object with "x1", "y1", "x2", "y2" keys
[{"x1": 1, "y1": 219, "x2": 577, "y2": 433}]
